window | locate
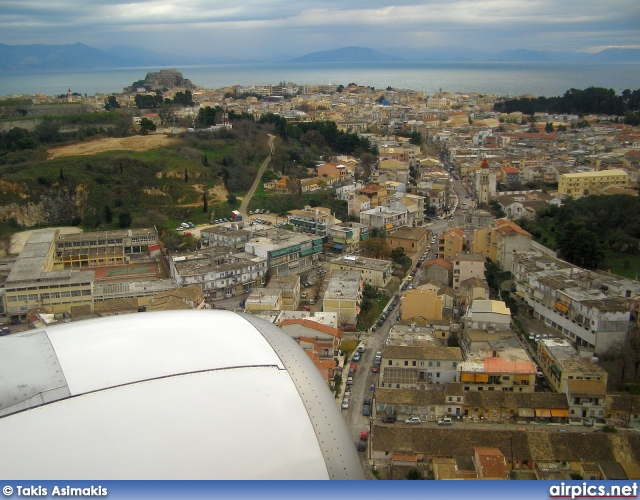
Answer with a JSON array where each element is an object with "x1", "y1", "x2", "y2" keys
[
  {"x1": 404, "y1": 361, "x2": 408, "y2": 366},
  {"x1": 388, "y1": 360, "x2": 392, "y2": 366},
  {"x1": 412, "y1": 361, "x2": 416, "y2": 367}
]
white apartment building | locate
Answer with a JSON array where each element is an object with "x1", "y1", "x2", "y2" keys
[{"x1": 513, "y1": 252, "x2": 639, "y2": 354}]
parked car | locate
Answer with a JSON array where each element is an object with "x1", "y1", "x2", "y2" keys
[
  {"x1": 405, "y1": 417, "x2": 422, "y2": 425},
  {"x1": 300, "y1": 292, "x2": 308, "y2": 298},
  {"x1": 346, "y1": 376, "x2": 354, "y2": 385},
  {"x1": 360, "y1": 431, "x2": 369, "y2": 441},
  {"x1": 371, "y1": 364, "x2": 379, "y2": 373},
  {"x1": 349, "y1": 363, "x2": 357, "y2": 373},
  {"x1": 364, "y1": 398, "x2": 371, "y2": 406},
  {"x1": 341, "y1": 399, "x2": 349, "y2": 409},
  {"x1": 300, "y1": 305, "x2": 310, "y2": 311},
  {"x1": 357, "y1": 440, "x2": 367, "y2": 452},
  {"x1": 438, "y1": 418, "x2": 453, "y2": 426},
  {"x1": 352, "y1": 352, "x2": 361, "y2": 362},
  {"x1": 382, "y1": 415, "x2": 397, "y2": 424},
  {"x1": 583, "y1": 418, "x2": 595, "y2": 427},
  {"x1": 362, "y1": 404, "x2": 371, "y2": 416}
]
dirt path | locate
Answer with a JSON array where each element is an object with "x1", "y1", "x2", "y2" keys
[
  {"x1": 239, "y1": 135, "x2": 274, "y2": 218},
  {"x1": 47, "y1": 134, "x2": 175, "y2": 159}
]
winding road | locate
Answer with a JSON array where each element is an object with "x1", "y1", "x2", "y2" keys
[{"x1": 239, "y1": 134, "x2": 275, "y2": 218}]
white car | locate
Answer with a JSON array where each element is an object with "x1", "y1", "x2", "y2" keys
[
  {"x1": 341, "y1": 399, "x2": 350, "y2": 409},
  {"x1": 438, "y1": 418, "x2": 453, "y2": 426},
  {"x1": 405, "y1": 417, "x2": 422, "y2": 425}
]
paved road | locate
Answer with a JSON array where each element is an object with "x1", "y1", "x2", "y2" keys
[{"x1": 239, "y1": 134, "x2": 275, "y2": 218}]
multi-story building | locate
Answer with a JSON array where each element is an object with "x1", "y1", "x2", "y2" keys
[
  {"x1": 557, "y1": 169, "x2": 630, "y2": 199},
  {"x1": 317, "y1": 162, "x2": 353, "y2": 181},
  {"x1": 245, "y1": 288, "x2": 282, "y2": 311},
  {"x1": 200, "y1": 225, "x2": 251, "y2": 250},
  {"x1": 462, "y1": 300, "x2": 512, "y2": 332},
  {"x1": 359, "y1": 206, "x2": 407, "y2": 232},
  {"x1": 328, "y1": 255, "x2": 392, "y2": 288},
  {"x1": 401, "y1": 287, "x2": 443, "y2": 321},
  {"x1": 53, "y1": 228, "x2": 159, "y2": 269},
  {"x1": 322, "y1": 270, "x2": 363, "y2": 327},
  {"x1": 565, "y1": 379, "x2": 607, "y2": 423},
  {"x1": 452, "y1": 252, "x2": 485, "y2": 291},
  {"x1": 457, "y1": 357, "x2": 537, "y2": 393},
  {"x1": 438, "y1": 228, "x2": 465, "y2": 263},
  {"x1": 472, "y1": 219, "x2": 532, "y2": 272},
  {"x1": 536, "y1": 338, "x2": 608, "y2": 393},
  {"x1": 379, "y1": 345, "x2": 463, "y2": 388},
  {"x1": 169, "y1": 249, "x2": 266, "y2": 299},
  {"x1": 4, "y1": 229, "x2": 95, "y2": 320},
  {"x1": 325, "y1": 222, "x2": 368, "y2": 254},
  {"x1": 287, "y1": 206, "x2": 336, "y2": 237},
  {"x1": 266, "y1": 274, "x2": 301, "y2": 310},
  {"x1": 387, "y1": 226, "x2": 429, "y2": 264},
  {"x1": 244, "y1": 229, "x2": 323, "y2": 276},
  {"x1": 513, "y1": 251, "x2": 639, "y2": 354}
]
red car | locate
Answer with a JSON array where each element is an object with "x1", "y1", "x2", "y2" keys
[
  {"x1": 360, "y1": 431, "x2": 368, "y2": 441},
  {"x1": 371, "y1": 365, "x2": 379, "y2": 373},
  {"x1": 350, "y1": 363, "x2": 357, "y2": 372},
  {"x1": 300, "y1": 305, "x2": 310, "y2": 311}
]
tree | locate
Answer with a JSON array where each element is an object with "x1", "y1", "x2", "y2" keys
[
  {"x1": 104, "y1": 205, "x2": 113, "y2": 224},
  {"x1": 226, "y1": 193, "x2": 237, "y2": 206},
  {"x1": 118, "y1": 212, "x2": 132, "y2": 228},
  {"x1": 545, "y1": 122, "x2": 554, "y2": 133},
  {"x1": 139, "y1": 117, "x2": 156, "y2": 135},
  {"x1": 184, "y1": 168, "x2": 189, "y2": 183},
  {"x1": 409, "y1": 131, "x2": 423, "y2": 146},
  {"x1": 406, "y1": 468, "x2": 422, "y2": 480},
  {"x1": 104, "y1": 95, "x2": 120, "y2": 111},
  {"x1": 203, "y1": 192, "x2": 208, "y2": 213}
]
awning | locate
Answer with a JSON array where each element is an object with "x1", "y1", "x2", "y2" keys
[
  {"x1": 333, "y1": 245, "x2": 343, "y2": 250},
  {"x1": 385, "y1": 223, "x2": 393, "y2": 229},
  {"x1": 535, "y1": 409, "x2": 552, "y2": 418},
  {"x1": 518, "y1": 408, "x2": 535, "y2": 418},
  {"x1": 515, "y1": 291, "x2": 525, "y2": 298},
  {"x1": 555, "y1": 301, "x2": 569, "y2": 313},
  {"x1": 300, "y1": 248, "x2": 314, "y2": 256},
  {"x1": 551, "y1": 409, "x2": 569, "y2": 418},
  {"x1": 475, "y1": 373, "x2": 489, "y2": 383}
]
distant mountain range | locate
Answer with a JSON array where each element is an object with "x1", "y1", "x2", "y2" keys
[{"x1": 0, "y1": 42, "x2": 639, "y2": 71}]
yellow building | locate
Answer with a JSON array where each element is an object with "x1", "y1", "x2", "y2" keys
[
  {"x1": 437, "y1": 228, "x2": 465, "y2": 263},
  {"x1": 401, "y1": 287, "x2": 443, "y2": 321},
  {"x1": 558, "y1": 169, "x2": 629, "y2": 199},
  {"x1": 4, "y1": 229, "x2": 95, "y2": 320}
]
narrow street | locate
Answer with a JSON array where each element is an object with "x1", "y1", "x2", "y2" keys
[{"x1": 238, "y1": 134, "x2": 275, "y2": 218}]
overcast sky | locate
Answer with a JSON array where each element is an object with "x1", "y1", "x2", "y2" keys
[{"x1": 2, "y1": 0, "x2": 640, "y2": 59}]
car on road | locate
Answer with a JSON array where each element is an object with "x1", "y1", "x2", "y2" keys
[
  {"x1": 341, "y1": 399, "x2": 349, "y2": 409},
  {"x1": 405, "y1": 417, "x2": 422, "y2": 425},
  {"x1": 438, "y1": 418, "x2": 453, "y2": 426},
  {"x1": 583, "y1": 418, "x2": 595, "y2": 427},
  {"x1": 352, "y1": 352, "x2": 361, "y2": 362},
  {"x1": 360, "y1": 431, "x2": 369, "y2": 441},
  {"x1": 346, "y1": 376, "x2": 354, "y2": 385},
  {"x1": 350, "y1": 363, "x2": 358, "y2": 372},
  {"x1": 382, "y1": 415, "x2": 397, "y2": 424},
  {"x1": 300, "y1": 292, "x2": 308, "y2": 298},
  {"x1": 363, "y1": 398, "x2": 371, "y2": 406},
  {"x1": 300, "y1": 305, "x2": 310, "y2": 311},
  {"x1": 371, "y1": 364, "x2": 379, "y2": 373},
  {"x1": 357, "y1": 440, "x2": 366, "y2": 452},
  {"x1": 362, "y1": 404, "x2": 371, "y2": 416}
]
